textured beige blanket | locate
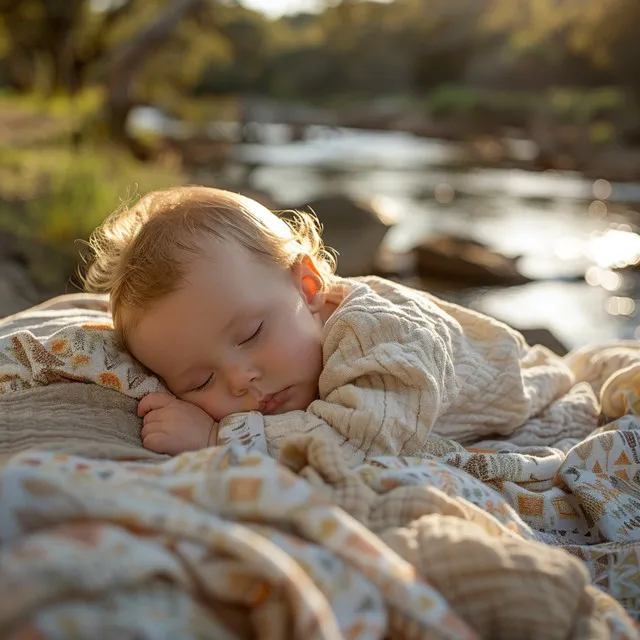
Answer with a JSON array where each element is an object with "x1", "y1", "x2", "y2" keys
[
  {"x1": 215, "y1": 276, "x2": 597, "y2": 464},
  {"x1": 0, "y1": 440, "x2": 635, "y2": 639},
  {"x1": 0, "y1": 294, "x2": 639, "y2": 638}
]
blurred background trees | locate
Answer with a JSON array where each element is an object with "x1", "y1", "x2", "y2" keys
[
  {"x1": 3, "y1": 0, "x2": 639, "y2": 221},
  {"x1": 1, "y1": 0, "x2": 638, "y2": 132}
]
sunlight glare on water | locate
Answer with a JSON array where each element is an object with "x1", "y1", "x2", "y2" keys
[
  {"x1": 233, "y1": 126, "x2": 640, "y2": 348},
  {"x1": 587, "y1": 228, "x2": 640, "y2": 269}
]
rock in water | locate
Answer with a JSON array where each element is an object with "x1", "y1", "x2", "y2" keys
[
  {"x1": 517, "y1": 328, "x2": 568, "y2": 356},
  {"x1": 414, "y1": 234, "x2": 530, "y2": 287}
]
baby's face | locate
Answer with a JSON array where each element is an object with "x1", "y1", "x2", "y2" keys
[{"x1": 127, "y1": 238, "x2": 326, "y2": 422}]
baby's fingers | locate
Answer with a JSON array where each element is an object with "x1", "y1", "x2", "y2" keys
[
  {"x1": 138, "y1": 392, "x2": 174, "y2": 417},
  {"x1": 141, "y1": 417, "x2": 165, "y2": 440},
  {"x1": 142, "y1": 431, "x2": 173, "y2": 454}
]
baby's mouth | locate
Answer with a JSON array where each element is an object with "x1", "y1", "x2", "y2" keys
[{"x1": 258, "y1": 387, "x2": 292, "y2": 415}]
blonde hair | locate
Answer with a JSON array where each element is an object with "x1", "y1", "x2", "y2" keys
[{"x1": 83, "y1": 186, "x2": 336, "y2": 342}]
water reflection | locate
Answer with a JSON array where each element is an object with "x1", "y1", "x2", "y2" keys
[
  {"x1": 585, "y1": 267, "x2": 623, "y2": 291},
  {"x1": 606, "y1": 297, "x2": 636, "y2": 317},
  {"x1": 588, "y1": 228, "x2": 640, "y2": 269},
  {"x1": 593, "y1": 179, "x2": 613, "y2": 200},
  {"x1": 228, "y1": 127, "x2": 640, "y2": 349},
  {"x1": 469, "y1": 281, "x2": 614, "y2": 348},
  {"x1": 238, "y1": 128, "x2": 466, "y2": 169}
]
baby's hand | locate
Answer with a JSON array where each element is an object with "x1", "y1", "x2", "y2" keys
[{"x1": 137, "y1": 392, "x2": 218, "y2": 455}]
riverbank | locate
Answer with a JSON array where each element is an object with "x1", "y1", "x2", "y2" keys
[
  {"x1": 202, "y1": 87, "x2": 640, "y2": 180},
  {"x1": 2, "y1": 96, "x2": 640, "y2": 348}
]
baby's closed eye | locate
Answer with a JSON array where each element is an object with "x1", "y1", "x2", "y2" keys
[
  {"x1": 193, "y1": 374, "x2": 215, "y2": 392},
  {"x1": 239, "y1": 321, "x2": 264, "y2": 346}
]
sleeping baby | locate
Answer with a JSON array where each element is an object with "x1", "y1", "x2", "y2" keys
[{"x1": 83, "y1": 186, "x2": 582, "y2": 466}]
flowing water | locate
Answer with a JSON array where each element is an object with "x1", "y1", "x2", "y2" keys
[{"x1": 134, "y1": 110, "x2": 640, "y2": 350}]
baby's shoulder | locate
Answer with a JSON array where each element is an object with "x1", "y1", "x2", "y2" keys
[
  {"x1": 323, "y1": 276, "x2": 455, "y2": 346},
  {"x1": 342, "y1": 276, "x2": 454, "y2": 324}
]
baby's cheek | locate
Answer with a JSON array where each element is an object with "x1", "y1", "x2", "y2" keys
[
  {"x1": 283, "y1": 320, "x2": 321, "y2": 364},
  {"x1": 196, "y1": 391, "x2": 255, "y2": 422},
  {"x1": 297, "y1": 335, "x2": 323, "y2": 372}
]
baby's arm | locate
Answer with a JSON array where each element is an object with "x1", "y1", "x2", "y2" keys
[{"x1": 138, "y1": 392, "x2": 218, "y2": 455}]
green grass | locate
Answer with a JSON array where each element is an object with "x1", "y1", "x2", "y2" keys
[
  {"x1": 0, "y1": 140, "x2": 185, "y2": 291},
  {"x1": 0, "y1": 88, "x2": 103, "y2": 120},
  {"x1": 0, "y1": 91, "x2": 189, "y2": 291},
  {"x1": 0, "y1": 144, "x2": 185, "y2": 245}
]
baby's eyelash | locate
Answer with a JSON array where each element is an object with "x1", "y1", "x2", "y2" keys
[
  {"x1": 194, "y1": 374, "x2": 214, "y2": 392},
  {"x1": 241, "y1": 322, "x2": 264, "y2": 345}
]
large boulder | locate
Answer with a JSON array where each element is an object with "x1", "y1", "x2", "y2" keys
[
  {"x1": 0, "y1": 259, "x2": 43, "y2": 318},
  {"x1": 414, "y1": 234, "x2": 530, "y2": 287},
  {"x1": 0, "y1": 232, "x2": 74, "y2": 318},
  {"x1": 284, "y1": 195, "x2": 396, "y2": 277},
  {"x1": 517, "y1": 328, "x2": 568, "y2": 356}
]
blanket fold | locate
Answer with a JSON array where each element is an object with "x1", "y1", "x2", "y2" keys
[
  {"x1": 0, "y1": 443, "x2": 636, "y2": 639},
  {"x1": 1, "y1": 294, "x2": 640, "y2": 637}
]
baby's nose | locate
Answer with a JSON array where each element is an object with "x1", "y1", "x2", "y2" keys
[{"x1": 227, "y1": 365, "x2": 258, "y2": 397}]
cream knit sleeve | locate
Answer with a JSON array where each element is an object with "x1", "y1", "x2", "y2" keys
[{"x1": 218, "y1": 305, "x2": 459, "y2": 467}]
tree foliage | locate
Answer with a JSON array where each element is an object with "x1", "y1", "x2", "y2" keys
[
  {"x1": 485, "y1": 0, "x2": 640, "y2": 101},
  {"x1": 1, "y1": 0, "x2": 637, "y2": 151}
]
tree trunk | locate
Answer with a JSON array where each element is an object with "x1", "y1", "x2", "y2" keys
[{"x1": 104, "y1": 0, "x2": 205, "y2": 158}]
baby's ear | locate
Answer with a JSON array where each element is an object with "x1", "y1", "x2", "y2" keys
[{"x1": 291, "y1": 255, "x2": 325, "y2": 313}]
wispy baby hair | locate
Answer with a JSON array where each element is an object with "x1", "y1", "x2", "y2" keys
[{"x1": 83, "y1": 185, "x2": 336, "y2": 342}]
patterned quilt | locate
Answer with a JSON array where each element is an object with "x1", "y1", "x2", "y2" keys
[{"x1": 0, "y1": 299, "x2": 639, "y2": 638}]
